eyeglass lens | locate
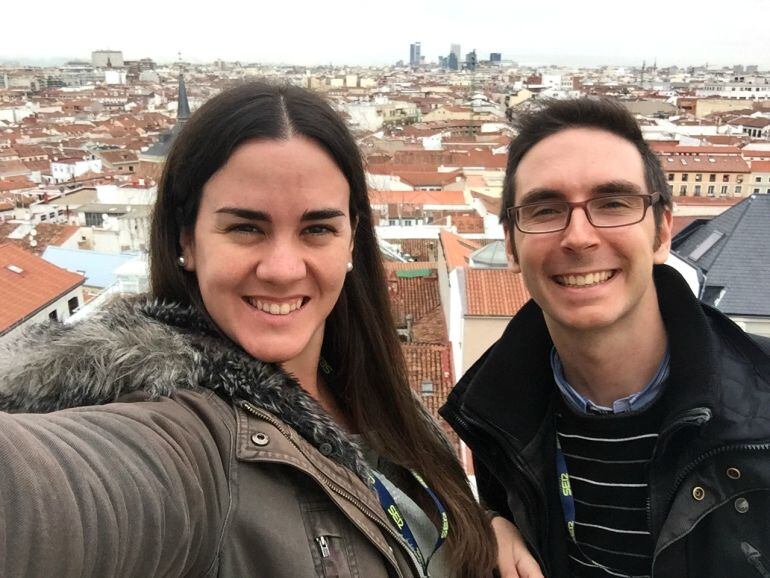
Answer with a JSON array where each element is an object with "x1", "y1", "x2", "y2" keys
[{"x1": 516, "y1": 195, "x2": 649, "y2": 232}]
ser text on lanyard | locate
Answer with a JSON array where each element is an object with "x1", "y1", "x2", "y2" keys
[
  {"x1": 555, "y1": 438, "x2": 577, "y2": 541},
  {"x1": 370, "y1": 470, "x2": 448, "y2": 576}
]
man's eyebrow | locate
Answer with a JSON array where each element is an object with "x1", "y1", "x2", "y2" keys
[
  {"x1": 215, "y1": 207, "x2": 271, "y2": 221},
  {"x1": 301, "y1": 209, "x2": 346, "y2": 221},
  {"x1": 517, "y1": 188, "x2": 563, "y2": 205},
  {"x1": 591, "y1": 181, "x2": 644, "y2": 195}
]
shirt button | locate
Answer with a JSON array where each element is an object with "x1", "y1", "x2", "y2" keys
[{"x1": 319, "y1": 442, "x2": 333, "y2": 456}]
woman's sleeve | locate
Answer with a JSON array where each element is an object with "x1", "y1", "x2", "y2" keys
[{"x1": 0, "y1": 395, "x2": 232, "y2": 577}]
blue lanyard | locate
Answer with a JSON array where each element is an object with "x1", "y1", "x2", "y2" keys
[
  {"x1": 370, "y1": 470, "x2": 449, "y2": 574},
  {"x1": 555, "y1": 439, "x2": 576, "y2": 541}
]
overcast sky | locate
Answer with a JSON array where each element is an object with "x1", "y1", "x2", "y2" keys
[{"x1": 3, "y1": 0, "x2": 769, "y2": 68}]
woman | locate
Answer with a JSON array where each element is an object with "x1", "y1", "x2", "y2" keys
[{"x1": 0, "y1": 82, "x2": 496, "y2": 577}]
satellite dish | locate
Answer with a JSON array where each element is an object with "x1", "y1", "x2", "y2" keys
[
  {"x1": 29, "y1": 228, "x2": 37, "y2": 237},
  {"x1": 29, "y1": 239, "x2": 38, "y2": 247}
]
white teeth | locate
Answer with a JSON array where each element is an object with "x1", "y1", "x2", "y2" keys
[
  {"x1": 557, "y1": 270, "x2": 614, "y2": 287},
  {"x1": 247, "y1": 297, "x2": 305, "y2": 315}
]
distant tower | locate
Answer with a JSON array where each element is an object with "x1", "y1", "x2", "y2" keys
[
  {"x1": 451, "y1": 44, "x2": 461, "y2": 66},
  {"x1": 448, "y1": 52, "x2": 458, "y2": 71},
  {"x1": 409, "y1": 42, "x2": 422, "y2": 67},
  {"x1": 139, "y1": 74, "x2": 191, "y2": 165},
  {"x1": 176, "y1": 73, "x2": 191, "y2": 122},
  {"x1": 465, "y1": 49, "x2": 477, "y2": 71}
]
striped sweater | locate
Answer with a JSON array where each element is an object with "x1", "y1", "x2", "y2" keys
[{"x1": 554, "y1": 395, "x2": 667, "y2": 577}]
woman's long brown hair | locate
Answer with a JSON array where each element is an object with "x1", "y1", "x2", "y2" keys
[{"x1": 150, "y1": 81, "x2": 496, "y2": 577}]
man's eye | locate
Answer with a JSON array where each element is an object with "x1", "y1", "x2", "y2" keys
[
  {"x1": 529, "y1": 205, "x2": 564, "y2": 218},
  {"x1": 595, "y1": 198, "x2": 634, "y2": 210}
]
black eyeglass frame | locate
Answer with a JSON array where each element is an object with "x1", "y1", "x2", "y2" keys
[{"x1": 506, "y1": 192, "x2": 661, "y2": 234}]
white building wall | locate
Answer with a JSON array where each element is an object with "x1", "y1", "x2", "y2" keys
[{"x1": 2, "y1": 286, "x2": 84, "y2": 338}]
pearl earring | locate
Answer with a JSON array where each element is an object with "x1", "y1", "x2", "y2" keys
[
  {"x1": 177, "y1": 255, "x2": 186, "y2": 267},
  {"x1": 346, "y1": 262, "x2": 353, "y2": 272}
]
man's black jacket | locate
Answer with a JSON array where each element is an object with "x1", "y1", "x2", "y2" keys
[{"x1": 441, "y1": 265, "x2": 770, "y2": 577}]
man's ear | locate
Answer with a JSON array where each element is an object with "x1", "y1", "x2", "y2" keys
[
  {"x1": 179, "y1": 230, "x2": 196, "y2": 271},
  {"x1": 504, "y1": 225, "x2": 521, "y2": 273},
  {"x1": 653, "y1": 208, "x2": 673, "y2": 265}
]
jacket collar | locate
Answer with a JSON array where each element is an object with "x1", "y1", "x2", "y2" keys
[
  {"x1": 448, "y1": 265, "x2": 720, "y2": 449},
  {"x1": 0, "y1": 296, "x2": 371, "y2": 482}
]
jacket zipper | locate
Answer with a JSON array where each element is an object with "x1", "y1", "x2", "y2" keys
[
  {"x1": 239, "y1": 400, "x2": 425, "y2": 578},
  {"x1": 316, "y1": 535, "x2": 331, "y2": 558},
  {"x1": 444, "y1": 402, "x2": 550, "y2": 575},
  {"x1": 646, "y1": 408, "x2": 712, "y2": 533}
]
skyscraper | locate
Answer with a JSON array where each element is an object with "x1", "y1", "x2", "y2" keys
[
  {"x1": 409, "y1": 42, "x2": 421, "y2": 67},
  {"x1": 465, "y1": 50, "x2": 477, "y2": 71},
  {"x1": 451, "y1": 44, "x2": 461, "y2": 64},
  {"x1": 448, "y1": 43, "x2": 461, "y2": 71}
]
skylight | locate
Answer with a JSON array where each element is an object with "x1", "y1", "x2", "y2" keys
[
  {"x1": 689, "y1": 231, "x2": 724, "y2": 261},
  {"x1": 5, "y1": 264, "x2": 24, "y2": 274}
]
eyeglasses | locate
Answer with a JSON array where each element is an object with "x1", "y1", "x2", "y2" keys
[{"x1": 507, "y1": 192, "x2": 660, "y2": 234}]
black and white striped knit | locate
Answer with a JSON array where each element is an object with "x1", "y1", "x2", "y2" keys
[{"x1": 554, "y1": 395, "x2": 668, "y2": 577}]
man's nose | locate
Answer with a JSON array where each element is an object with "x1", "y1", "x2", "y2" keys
[{"x1": 560, "y1": 206, "x2": 600, "y2": 252}]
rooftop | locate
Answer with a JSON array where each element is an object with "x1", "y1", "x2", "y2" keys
[{"x1": 0, "y1": 243, "x2": 85, "y2": 334}]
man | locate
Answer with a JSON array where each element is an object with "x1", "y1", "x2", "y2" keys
[{"x1": 441, "y1": 99, "x2": 770, "y2": 578}]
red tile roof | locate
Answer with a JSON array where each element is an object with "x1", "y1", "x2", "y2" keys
[
  {"x1": 0, "y1": 243, "x2": 85, "y2": 333},
  {"x1": 402, "y1": 342, "x2": 458, "y2": 450},
  {"x1": 388, "y1": 274, "x2": 441, "y2": 326},
  {"x1": 439, "y1": 229, "x2": 481, "y2": 272},
  {"x1": 0, "y1": 222, "x2": 80, "y2": 255},
  {"x1": 464, "y1": 268, "x2": 530, "y2": 316},
  {"x1": 658, "y1": 154, "x2": 750, "y2": 173},
  {"x1": 751, "y1": 160, "x2": 770, "y2": 173},
  {"x1": 650, "y1": 143, "x2": 742, "y2": 155}
]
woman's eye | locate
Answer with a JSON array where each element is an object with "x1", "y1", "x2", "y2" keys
[
  {"x1": 229, "y1": 223, "x2": 263, "y2": 234},
  {"x1": 304, "y1": 224, "x2": 335, "y2": 235}
]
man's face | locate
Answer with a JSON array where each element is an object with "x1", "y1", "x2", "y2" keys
[{"x1": 507, "y1": 128, "x2": 672, "y2": 338}]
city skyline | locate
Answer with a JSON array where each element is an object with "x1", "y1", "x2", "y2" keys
[{"x1": 2, "y1": 0, "x2": 770, "y2": 68}]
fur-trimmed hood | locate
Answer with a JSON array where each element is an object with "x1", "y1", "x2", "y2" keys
[{"x1": 0, "y1": 296, "x2": 370, "y2": 480}]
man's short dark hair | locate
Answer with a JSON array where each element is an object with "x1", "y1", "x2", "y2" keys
[{"x1": 500, "y1": 98, "x2": 672, "y2": 231}]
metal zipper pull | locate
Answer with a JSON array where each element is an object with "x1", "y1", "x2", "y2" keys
[{"x1": 316, "y1": 535, "x2": 331, "y2": 558}]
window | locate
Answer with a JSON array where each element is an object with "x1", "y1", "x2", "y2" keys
[
  {"x1": 757, "y1": 176, "x2": 763, "y2": 183},
  {"x1": 667, "y1": 173, "x2": 674, "y2": 182},
  {"x1": 708, "y1": 185, "x2": 715, "y2": 196},
  {"x1": 754, "y1": 188, "x2": 761, "y2": 194},
  {"x1": 695, "y1": 173, "x2": 702, "y2": 182},
  {"x1": 40, "y1": 214, "x2": 47, "y2": 221},
  {"x1": 721, "y1": 185, "x2": 728, "y2": 195},
  {"x1": 709, "y1": 174, "x2": 716, "y2": 182},
  {"x1": 735, "y1": 186, "x2": 742, "y2": 194},
  {"x1": 723, "y1": 174, "x2": 730, "y2": 182},
  {"x1": 680, "y1": 185, "x2": 687, "y2": 194},
  {"x1": 49, "y1": 310, "x2": 58, "y2": 321},
  {"x1": 85, "y1": 212, "x2": 104, "y2": 227},
  {"x1": 682, "y1": 173, "x2": 689, "y2": 181},
  {"x1": 694, "y1": 185, "x2": 701, "y2": 195}
]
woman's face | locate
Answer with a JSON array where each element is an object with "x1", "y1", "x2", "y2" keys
[{"x1": 180, "y1": 136, "x2": 354, "y2": 373}]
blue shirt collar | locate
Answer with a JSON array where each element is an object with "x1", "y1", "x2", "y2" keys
[{"x1": 550, "y1": 346, "x2": 670, "y2": 415}]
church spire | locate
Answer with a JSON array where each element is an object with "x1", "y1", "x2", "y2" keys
[{"x1": 176, "y1": 74, "x2": 190, "y2": 121}]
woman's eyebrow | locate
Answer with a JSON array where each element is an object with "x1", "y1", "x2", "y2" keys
[
  {"x1": 301, "y1": 209, "x2": 346, "y2": 221},
  {"x1": 214, "y1": 207, "x2": 271, "y2": 221}
]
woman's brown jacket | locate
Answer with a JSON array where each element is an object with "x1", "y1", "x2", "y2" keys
[{"x1": 0, "y1": 297, "x2": 432, "y2": 577}]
